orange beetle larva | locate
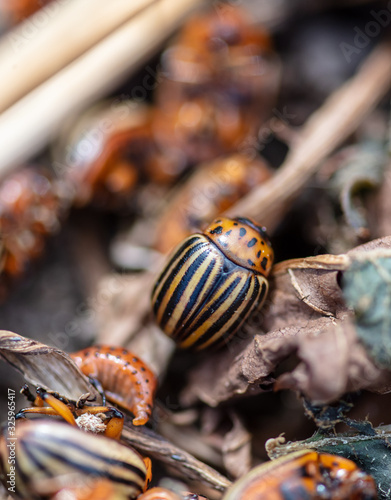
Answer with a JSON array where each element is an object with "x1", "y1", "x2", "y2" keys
[{"x1": 70, "y1": 345, "x2": 157, "y2": 426}]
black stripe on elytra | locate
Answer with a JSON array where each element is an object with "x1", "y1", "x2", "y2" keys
[
  {"x1": 153, "y1": 238, "x2": 208, "y2": 316},
  {"x1": 193, "y1": 276, "x2": 254, "y2": 348},
  {"x1": 185, "y1": 276, "x2": 243, "y2": 345},
  {"x1": 30, "y1": 442, "x2": 144, "y2": 486},
  {"x1": 160, "y1": 249, "x2": 209, "y2": 329},
  {"x1": 152, "y1": 235, "x2": 201, "y2": 296},
  {"x1": 170, "y1": 257, "x2": 217, "y2": 338},
  {"x1": 17, "y1": 441, "x2": 49, "y2": 490},
  {"x1": 191, "y1": 275, "x2": 251, "y2": 348},
  {"x1": 32, "y1": 437, "x2": 145, "y2": 480},
  {"x1": 175, "y1": 258, "x2": 239, "y2": 341},
  {"x1": 214, "y1": 277, "x2": 264, "y2": 349}
]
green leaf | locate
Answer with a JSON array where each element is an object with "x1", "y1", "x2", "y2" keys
[
  {"x1": 342, "y1": 253, "x2": 391, "y2": 368},
  {"x1": 316, "y1": 429, "x2": 391, "y2": 500}
]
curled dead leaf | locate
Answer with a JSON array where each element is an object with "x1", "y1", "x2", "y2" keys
[
  {"x1": 274, "y1": 319, "x2": 391, "y2": 404},
  {"x1": 0, "y1": 331, "x2": 102, "y2": 403}
]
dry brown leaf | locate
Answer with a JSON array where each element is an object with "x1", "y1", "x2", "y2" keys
[
  {"x1": 0, "y1": 331, "x2": 102, "y2": 403},
  {"x1": 274, "y1": 319, "x2": 391, "y2": 403},
  {"x1": 181, "y1": 236, "x2": 391, "y2": 407}
]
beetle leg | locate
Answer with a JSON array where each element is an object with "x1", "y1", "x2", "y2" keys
[
  {"x1": 20, "y1": 384, "x2": 37, "y2": 403},
  {"x1": 37, "y1": 389, "x2": 77, "y2": 426},
  {"x1": 16, "y1": 406, "x2": 66, "y2": 419},
  {"x1": 142, "y1": 457, "x2": 152, "y2": 492}
]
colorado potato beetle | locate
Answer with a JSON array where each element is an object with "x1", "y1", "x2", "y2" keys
[
  {"x1": 0, "y1": 420, "x2": 147, "y2": 499},
  {"x1": 222, "y1": 450, "x2": 377, "y2": 499},
  {"x1": 152, "y1": 216, "x2": 273, "y2": 350},
  {"x1": 70, "y1": 345, "x2": 157, "y2": 426}
]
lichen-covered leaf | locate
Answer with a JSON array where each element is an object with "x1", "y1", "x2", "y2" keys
[
  {"x1": 329, "y1": 140, "x2": 387, "y2": 239},
  {"x1": 342, "y1": 250, "x2": 391, "y2": 368}
]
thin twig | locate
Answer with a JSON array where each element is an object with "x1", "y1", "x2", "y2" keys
[
  {"x1": 122, "y1": 424, "x2": 232, "y2": 492},
  {"x1": 0, "y1": 0, "x2": 157, "y2": 112},
  {"x1": 225, "y1": 40, "x2": 391, "y2": 232},
  {"x1": 0, "y1": 0, "x2": 205, "y2": 176}
]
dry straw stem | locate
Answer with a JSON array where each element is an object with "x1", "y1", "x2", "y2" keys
[
  {"x1": 225, "y1": 40, "x2": 391, "y2": 232},
  {"x1": 0, "y1": 0, "x2": 205, "y2": 176},
  {"x1": 0, "y1": 0, "x2": 157, "y2": 112}
]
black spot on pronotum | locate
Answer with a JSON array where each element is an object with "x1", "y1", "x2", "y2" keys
[
  {"x1": 226, "y1": 229, "x2": 232, "y2": 236},
  {"x1": 299, "y1": 464, "x2": 312, "y2": 478},
  {"x1": 140, "y1": 367, "x2": 146, "y2": 372},
  {"x1": 247, "y1": 237, "x2": 257, "y2": 248},
  {"x1": 218, "y1": 238, "x2": 228, "y2": 248},
  {"x1": 210, "y1": 225, "x2": 223, "y2": 235},
  {"x1": 261, "y1": 257, "x2": 268, "y2": 271},
  {"x1": 233, "y1": 222, "x2": 238, "y2": 226},
  {"x1": 248, "y1": 259, "x2": 255, "y2": 267},
  {"x1": 239, "y1": 227, "x2": 246, "y2": 237},
  {"x1": 257, "y1": 250, "x2": 261, "y2": 258}
]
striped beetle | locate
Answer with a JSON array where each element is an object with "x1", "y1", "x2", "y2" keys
[
  {"x1": 152, "y1": 216, "x2": 273, "y2": 350},
  {"x1": 0, "y1": 420, "x2": 147, "y2": 499},
  {"x1": 222, "y1": 450, "x2": 377, "y2": 500}
]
